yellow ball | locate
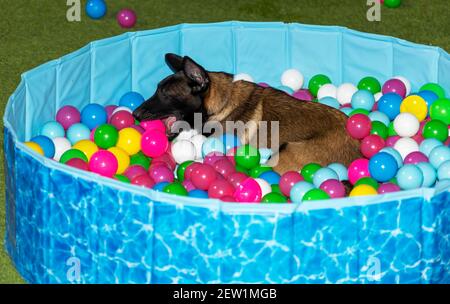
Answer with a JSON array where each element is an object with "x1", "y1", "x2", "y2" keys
[
  {"x1": 349, "y1": 185, "x2": 378, "y2": 197},
  {"x1": 24, "y1": 142, "x2": 44, "y2": 156},
  {"x1": 73, "y1": 140, "x2": 99, "y2": 160},
  {"x1": 107, "y1": 147, "x2": 130, "y2": 174},
  {"x1": 116, "y1": 128, "x2": 142, "y2": 156},
  {"x1": 400, "y1": 95, "x2": 428, "y2": 121}
]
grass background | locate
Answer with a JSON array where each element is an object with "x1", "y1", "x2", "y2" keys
[{"x1": 0, "y1": 0, "x2": 449, "y2": 284}]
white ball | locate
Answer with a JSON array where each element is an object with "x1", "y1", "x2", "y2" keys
[
  {"x1": 281, "y1": 69, "x2": 304, "y2": 91},
  {"x1": 374, "y1": 92, "x2": 383, "y2": 102},
  {"x1": 336, "y1": 83, "x2": 358, "y2": 105},
  {"x1": 171, "y1": 140, "x2": 196, "y2": 164},
  {"x1": 317, "y1": 83, "x2": 337, "y2": 99},
  {"x1": 112, "y1": 106, "x2": 132, "y2": 115},
  {"x1": 233, "y1": 73, "x2": 254, "y2": 83},
  {"x1": 254, "y1": 178, "x2": 272, "y2": 197},
  {"x1": 190, "y1": 134, "x2": 207, "y2": 159},
  {"x1": 174, "y1": 129, "x2": 199, "y2": 142},
  {"x1": 394, "y1": 137, "x2": 419, "y2": 160},
  {"x1": 394, "y1": 113, "x2": 420, "y2": 137},
  {"x1": 394, "y1": 76, "x2": 412, "y2": 96},
  {"x1": 52, "y1": 137, "x2": 71, "y2": 161}
]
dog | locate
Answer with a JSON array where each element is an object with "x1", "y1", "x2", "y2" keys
[{"x1": 133, "y1": 53, "x2": 361, "y2": 174}]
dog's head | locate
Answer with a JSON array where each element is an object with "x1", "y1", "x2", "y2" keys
[{"x1": 133, "y1": 53, "x2": 210, "y2": 133}]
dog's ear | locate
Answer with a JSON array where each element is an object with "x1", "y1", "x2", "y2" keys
[
  {"x1": 165, "y1": 53, "x2": 184, "y2": 72},
  {"x1": 183, "y1": 56, "x2": 209, "y2": 94}
]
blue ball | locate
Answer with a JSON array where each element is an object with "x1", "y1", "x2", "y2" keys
[
  {"x1": 378, "y1": 93, "x2": 403, "y2": 120},
  {"x1": 221, "y1": 133, "x2": 241, "y2": 151},
  {"x1": 369, "y1": 111, "x2": 390, "y2": 126},
  {"x1": 396, "y1": 164, "x2": 424, "y2": 190},
  {"x1": 119, "y1": 91, "x2": 145, "y2": 111},
  {"x1": 259, "y1": 171, "x2": 281, "y2": 185},
  {"x1": 327, "y1": 163, "x2": 348, "y2": 181},
  {"x1": 40, "y1": 121, "x2": 65, "y2": 139},
  {"x1": 201, "y1": 137, "x2": 225, "y2": 157},
  {"x1": 81, "y1": 103, "x2": 107, "y2": 130},
  {"x1": 188, "y1": 189, "x2": 209, "y2": 198},
  {"x1": 319, "y1": 97, "x2": 340, "y2": 109},
  {"x1": 277, "y1": 85, "x2": 294, "y2": 95},
  {"x1": 418, "y1": 90, "x2": 439, "y2": 109},
  {"x1": 369, "y1": 152, "x2": 398, "y2": 182},
  {"x1": 30, "y1": 135, "x2": 55, "y2": 158},
  {"x1": 312, "y1": 167, "x2": 338, "y2": 187},
  {"x1": 351, "y1": 89, "x2": 375, "y2": 111},
  {"x1": 153, "y1": 182, "x2": 169, "y2": 192},
  {"x1": 429, "y1": 145, "x2": 450, "y2": 169},
  {"x1": 340, "y1": 107, "x2": 353, "y2": 116},
  {"x1": 380, "y1": 147, "x2": 403, "y2": 168},
  {"x1": 419, "y1": 138, "x2": 443, "y2": 157},
  {"x1": 437, "y1": 160, "x2": 450, "y2": 181},
  {"x1": 290, "y1": 181, "x2": 315, "y2": 204},
  {"x1": 416, "y1": 162, "x2": 436, "y2": 187},
  {"x1": 66, "y1": 123, "x2": 91, "y2": 145},
  {"x1": 85, "y1": 0, "x2": 107, "y2": 20}
]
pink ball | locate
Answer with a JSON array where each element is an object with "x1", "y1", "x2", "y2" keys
[
  {"x1": 130, "y1": 124, "x2": 145, "y2": 134},
  {"x1": 140, "y1": 120, "x2": 166, "y2": 133},
  {"x1": 227, "y1": 172, "x2": 248, "y2": 189},
  {"x1": 208, "y1": 180, "x2": 235, "y2": 199},
  {"x1": 346, "y1": 114, "x2": 372, "y2": 139},
  {"x1": 385, "y1": 136, "x2": 400, "y2": 147},
  {"x1": 258, "y1": 82, "x2": 270, "y2": 88},
  {"x1": 382, "y1": 79, "x2": 407, "y2": 98},
  {"x1": 220, "y1": 196, "x2": 236, "y2": 202},
  {"x1": 90, "y1": 127, "x2": 97, "y2": 141},
  {"x1": 123, "y1": 165, "x2": 147, "y2": 180},
  {"x1": 105, "y1": 105, "x2": 117, "y2": 121},
  {"x1": 348, "y1": 158, "x2": 370, "y2": 185},
  {"x1": 372, "y1": 102, "x2": 378, "y2": 111},
  {"x1": 184, "y1": 162, "x2": 202, "y2": 181},
  {"x1": 234, "y1": 178, "x2": 262, "y2": 203},
  {"x1": 213, "y1": 158, "x2": 236, "y2": 178},
  {"x1": 182, "y1": 180, "x2": 196, "y2": 192},
  {"x1": 404, "y1": 151, "x2": 429, "y2": 164},
  {"x1": 378, "y1": 183, "x2": 400, "y2": 194},
  {"x1": 191, "y1": 164, "x2": 217, "y2": 190},
  {"x1": 66, "y1": 158, "x2": 89, "y2": 171},
  {"x1": 89, "y1": 150, "x2": 118, "y2": 177},
  {"x1": 152, "y1": 152, "x2": 176, "y2": 171},
  {"x1": 293, "y1": 89, "x2": 314, "y2": 101},
  {"x1": 131, "y1": 174, "x2": 155, "y2": 189},
  {"x1": 279, "y1": 171, "x2": 304, "y2": 196},
  {"x1": 110, "y1": 111, "x2": 135, "y2": 130},
  {"x1": 360, "y1": 135, "x2": 385, "y2": 158},
  {"x1": 141, "y1": 130, "x2": 169, "y2": 158},
  {"x1": 319, "y1": 179, "x2": 346, "y2": 198},
  {"x1": 149, "y1": 164, "x2": 174, "y2": 183},
  {"x1": 56, "y1": 105, "x2": 80, "y2": 130},
  {"x1": 203, "y1": 152, "x2": 225, "y2": 166},
  {"x1": 117, "y1": 9, "x2": 137, "y2": 28}
]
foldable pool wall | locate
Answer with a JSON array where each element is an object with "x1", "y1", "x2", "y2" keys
[{"x1": 3, "y1": 22, "x2": 450, "y2": 283}]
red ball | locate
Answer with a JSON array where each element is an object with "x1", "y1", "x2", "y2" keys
[
  {"x1": 152, "y1": 152, "x2": 176, "y2": 171},
  {"x1": 191, "y1": 164, "x2": 217, "y2": 190},
  {"x1": 208, "y1": 180, "x2": 235, "y2": 199},
  {"x1": 227, "y1": 172, "x2": 248, "y2": 189},
  {"x1": 131, "y1": 174, "x2": 155, "y2": 189},
  {"x1": 148, "y1": 164, "x2": 174, "y2": 183},
  {"x1": 66, "y1": 158, "x2": 89, "y2": 171},
  {"x1": 360, "y1": 135, "x2": 385, "y2": 158},
  {"x1": 184, "y1": 162, "x2": 202, "y2": 181},
  {"x1": 346, "y1": 114, "x2": 372, "y2": 139},
  {"x1": 213, "y1": 158, "x2": 236, "y2": 178},
  {"x1": 279, "y1": 171, "x2": 304, "y2": 196},
  {"x1": 110, "y1": 110, "x2": 135, "y2": 130}
]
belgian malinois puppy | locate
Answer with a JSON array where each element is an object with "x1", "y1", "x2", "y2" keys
[{"x1": 133, "y1": 53, "x2": 361, "y2": 174}]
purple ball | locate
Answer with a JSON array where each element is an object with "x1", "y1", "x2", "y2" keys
[
  {"x1": 404, "y1": 151, "x2": 429, "y2": 164},
  {"x1": 130, "y1": 124, "x2": 145, "y2": 134},
  {"x1": 378, "y1": 183, "x2": 401, "y2": 194},
  {"x1": 257, "y1": 82, "x2": 270, "y2": 88},
  {"x1": 56, "y1": 105, "x2": 81, "y2": 130},
  {"x1": 105, "y1": 105, "x2": 117, "y2": 121},
  {"x1": 319, "y1": 179, "x2": 346, "y2": 198},
  {"x1": 117, "y1": 9, "x2": 137, "y2": 28},
  {"x1": 385, "y1": 136, "x2": 400, "y2": 147},
  {"x1": 382, "y1": 79, "x2": 407, "y2": 98},
  {"x1": 293, "y1": 89, "x2": 314, "y2": 102}
]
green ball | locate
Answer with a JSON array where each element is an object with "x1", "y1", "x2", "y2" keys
[
  {"x1": 301, "y1": 163, "x2": 322, "y2": 183},
  {"x1": 423, "y1": 120, "x2": 448, "y2": 142},
  {"x1": 163, "y1": 182, "x2": 188, "y2": 196},
  {"x1": 355, "y1": 177, "x2": 379, "y2": 190},
  {"x1": 271, "y1": 184, "x2": 282, "y2": 194},
  {"x1": 177, "y1": 160, "x2": 194, "y2": 182},
  {"x1": 350, "y1": 108, "x2": 370, "y2": 117},
  {"x1": 384, "y1": 0, "x2": 402, "y2": 8},
  {"x1": 115, "y1": 174, "x2": 130, "y2": 183},
  {"x1": 130, "y1": 151, "x2": 151, "y2": 170},
  {"x1": 235, "y1": 165, "x2": 248, "y2": 174},
  {"x1": 94, "y1": 124, "x2": 119, "y2": 149},
  {"x1": 302, "y1": 189, "x2": 330, "y2": 201},
  {"x1": 371, "y1": 121, "x2": 388, "y2": 139},
  {"x1": 420, "y1": 83, "x2": 446, "y2": 99},
  {"x1": 388, "y1": 121, "x2": 397, "y2": 137},
  {"x1": 235, "y1": 144, "x2": 261, "y2": 169},
  {"x1": 389, "y1": 177, "x2": 398, "y2": 185},
  {"x1": 308, "y1": 74, "x2": 332, "y2": 97},
  {"x1": 262, "y1": 192, "x2": 287, "y2": 203},
  {"x1": 60, "y1": 149, "x2": 88, "y2": 164},
  {"x1": 249, "y1": 166, "x2": 272, "y2": 178},
  {"x1": 430, "y1": 98, "x2": 450, "y2": 125},
  {"x1": 358, "y1": 76, "x2": 381, "y2": 94}
]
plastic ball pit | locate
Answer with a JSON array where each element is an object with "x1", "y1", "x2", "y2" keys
[{"x1": 4, "y1": 22, "x2": 450, "y2": 284}]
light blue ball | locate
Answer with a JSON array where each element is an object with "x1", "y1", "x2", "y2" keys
[
  {"x1": 259, "y1": 148, "x2": 273, "y2": 164},
  {"x1": 201, "y1": 137, "x2": 225, "y2": 157},
  {"x1": 416, "y1": 162, "x2": 436, "y2": 187},
  {"x1": 221, "y1": 133, "x2": 241, "y2": 151},
  {"x1": 437, "y1": 160, "x2": 450, "y2": 181},
  {"x1": 380, "y1": 147, "x2": 403, "y2": 168},
  {"x1": 429, "y1": 145, "x2": 450, "y2": 169},
  {"x1": 369, "y1": 111, "x2": 390, "y2": 126},
  {"x1": 351, "y1": 89, "x2": 375, "y2": 111},
  {"x1": 327, "y1": 163, "x2": 348, "y2": 181},
  {"x1": 259, "y1": 171, "x2": 281, "y2": 185},
  {"x1": 319, "y1": 97, "x2": 340, "y2": 109},
  {"x1": 30, "y1": 135, "x2": 55, "y2": 158},
  {"x1": 40, "y1": 121, "x2": 65, "y2": 139},
  {"x1": 369, "y1": 152, "x2": 398, "y2": 182},
  {"x1": 277, "y1": 85, "x2": 295, "y2": 95},
  {"x1": 396, "y1": 164, "x2": 424, "y2": 190},
  {"x1": 153, "y1": 182, "x2": 169, "y2": 192},
  {"x1": 119, "y1": 91, "x2": 145, "y2": 111},
  {"x1": 188, "y1": 189, "x2": 209, "y2": 198},
  {"x1": 290, "y1": 182, "x2": 315, "y2": 204},
  {"x1": 81, "y1": 103, "x2": 107, "y2": 130},
  {"x1": 419, "y1": 138, "x2": 443, "y2": 157},
  {"x1": 340, "y1": 107, "x2": 353, "y2": 116},
  {"x1": 85, "y1": 0, "x2": 107, "y2": 20},
  {"x1": 66, "y1": 123, "x2": 91, "y2": 145},
  {"x1": 312, "y1": 167, "x2": 338, "y2": 187}
]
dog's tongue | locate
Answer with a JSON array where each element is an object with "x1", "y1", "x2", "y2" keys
[{"x1": 163, "y1": 116, "x2": 177, "y2": 132}]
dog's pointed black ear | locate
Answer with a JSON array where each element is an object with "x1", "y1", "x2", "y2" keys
[
  {"x1": 165, "y1": 53, "x2": 184, "y2": 72},
  {"x1": 183, "y1": 57, "x2": 209, "y2": 94}
]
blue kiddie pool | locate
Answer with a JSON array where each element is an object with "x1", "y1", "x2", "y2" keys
[{"x1": 4, "y1": 22, "x2": 450, "y2": 284}]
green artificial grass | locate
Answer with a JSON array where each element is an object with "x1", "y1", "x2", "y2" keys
[{"x1": 0, "y1": 0, "x2": 449, "y2": 284}]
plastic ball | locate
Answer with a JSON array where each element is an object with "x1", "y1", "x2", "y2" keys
[
  {"x1": 123, "y1": 165, "x2": 147, "y2": 181},
  {"x1": 207, "y1": 180, "x2": 234, "y2": 199},
  {"x1": 419, "y1": 138, "x2": 443, "y2": 157},
  {"x1": 202, "y1": 137, "x2": 225, "y2": 157},
  {"x1": 170, "y1": 140, "x2": 196, "y2": 164},
  {"x1": 227, "y1": 172, "x2": 248, "y2": 189},
  {"x1": 221, "y1": 133, "x2": 241, "y2": 151},
  {"x1": 302, "y1": 189, "x2": 330, "y2": 201},
  {"x1": 89, "y1": 150, "x2": 118, "y2": 177},
  {"x1": 234, "y1": 178, "x2": 262, "y2": 203},
  {"x1": 112, "y1": 106, "x2": 132, "y2": 115},
  {"x1": 235, "y1": 145, "x2": 261, "y2": 170},
  {"x1": 319, "y1": 179, "x2": 346, "y2": 198},
  {"x1": 24, "y1": 142, "x2": 44, "y2": 156},
  {"x1": 105, "y1": 105, "x2": 117, "y2": 121},
  {"x1": 66, "y1": 123, "x2": 91, "y2": 145},
  {"x1": 30, "y1": 135, "x2": 55, "y2": 158},
  {"x1": 149, "y1": 164, "x2": 174, "y2": 184},
  {"x1": 187, "y1": 189, "x2": 208, "y2": 198},
  {"x1": 354, "y1": 177, "x2": 379, "y2": 190},
  {"x1": 396, "y1": 164, "x2": 423, "y2": 190},
  {"x1": 416, "y1": 162, "x2": 437, "y2": 187},
  {"x1": 420, "y1": 83, "x2": 446, "y2": 99},
  {"x1": 71, "y1": 140, "x2": 97, "y2": 161},
  {"x1": 66, "y1": 158, "x2": 89, "y2": 171},
  {"x1": 308, "y1": 74, "x2": 331, "y2": 97},
  {"x1": 129, "y1": 151, "x2": 151, "y2": 170},
  {"x1": 312, "y1": 167, "x2": 339, "y2": 188},
  {"x1": 348, "y1": 158, "x2": 370, "y2": 185},
  {"x1": 152, "y1": 152, "x2": 175, "y2": 170},
  {"x1": 358, "y1": 76, "x2": 381, "y2": 94},
  {"x1": 422, "y1": 119, "x2": 447, "y2": 142},
  {"x1": 360, "y1": 134, "x2": 385, "y2": 158},
  {"x1": 52, "y1": 137, "x2": 72, "y2": 161},
  {"x1": 81, "y1": 103, "x2": 107, "y2": 130},
  {"x1": 349, "y1": 108, "x2": 370, "y2": 116},
  {"x1": 317, "y1": 83, "x2": 337, "y2": 100},
  {"x1": 190, "y1": 134, "x2": 207, "y2": 159},
  {"x1": 214, "y1": 159, "x2": 236, "y2": 178},
  {"x1": 140, "y1": 120, "x2": 166, "y2": 133},
  {"x1": 300, "y1": 163, "x2": 321, "y2": 183},
  {"x1": 254, "y1": 178, "x2": 272, "y2": 197},
  {"x1": 351, "y1": 90, "x2": 375, "y2": 111},
  {"x1": 378, "y1": 93, "x2": 403, "y2": 120},
  {"x1": 430, "y1": 98, "x2": 450, "y2": 125},
  {"x1": 259, "y1": 171, "x2": 281, "y2": 185},
  {"x1": 369, "y1": 111, "x2": 390, "y2": 127},
  {"x1": 261, "y1": 192, "x2": 287, "y2": 203},
  {"x1": 249, "y1": 165, "x2": 272, "y2": 178},
  {"x1": 327, "y1": 163, "x2": 348, "y2": 181},
  {"x1": 94, "y1": 124, "x2": 118, "y2": 149},
  {"x1": 382, "y1": 78, "x2": 406, "y2": 98},
  {"x1": 370, "y1": 121, "x2": 388, "y2": 139},
  {"x1": 233, "y1": 73, "x2": 254, "y2": 82},
  {"x1": 341, "y1": 107, "x2": 353, "y2": 116},
  {"x1": 437, "y1": 160, "x2": 450, "y2": 181},
  {"x1": 400, "y1": 95, "x2": 427, "y2": 121},
  {"x1": 349, "y1": 185, "x2": 378, "y2": 197},
  {"x1": 176, "y1": 161, "x2": 194, "y2": 182},
  {"x1": 319, "y1": 97, "x2": 340, "y2": 109},
  {"x1": 110, "y1": 111, "x2": 135, "y2": 130},
  {"x1": 41, "y1": 121, "x2": 65, "y2": 139},
  {"x1": 107, "y1": 147, "x2": 130, "y2": 174},
  {"x1": 336, "y1": 83, "x2": 358, "y2": 105},
  {"x1": 131, "y1": 174, "x2": 155, "y2": 189},
  {"x1": 377, "y1": 183, "x2": 401, "y2": 194},
  {"x1": 140, "y1": 129, "x2": 171, "y2": 158},
  {"x1": 281, "y1": 69, "x2": 304, "y2": 91},
  {"x1": 418, "y1": 90, "x2": 439, "y2": 108},
  {"x1": 191, "y1": 164, "x2": 217, "y2": 190},
  {"x1": 292, "y1": 89, "x2": 313, "y2": 101},
  {"x1": 60, "y1": 149, "x2": 88, "y2": 164},
  {"x1": 114, "y1": 174, "x2": 131, "y2": 183},
  {"x1": 393, "y1": 113, "x2": 420, "y2": 137},
  {"x1": 368, "y1": 152, "x2": 398, "y2": 182},
  {"x1": 119, "y1": 92, "x2": 145, "y2": 111},
  {"x1": 221, "y1": 196, "x2": 236, "y2": 202},
  {"x1": 403, "y1": 151, "x2": 428, "y2": 164},
  {"x1": 429, "y1": 145, "x2": 450, "y2": 169},
  {"x1": 203, "y1": 151, "x2": 225, "y2": 166},
  {"x1": 346, "y1": 114, "x2": 372, "y2": 139},
  {"x1": 279, "y1": 171, "x2": 304, "y2": 196},
  {"x1": 117, "y1": 9, "x2": 137, "y2": 28},
  {"x1": 393, "y1": 76, "x2": 411, "y2": 95},
  {"x1": 56, "y1": 105, "x2": 81, "y2": 130},
  {"x1": 393, "y1": 137, "x2": 419, "y2": 159},
  {"x1": 290, "y1": 181, "x2": 315, "y2": 203},
  {"x1": 85, "y1": 0, "x2": 107, "y2": 19}
]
